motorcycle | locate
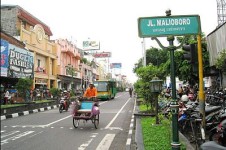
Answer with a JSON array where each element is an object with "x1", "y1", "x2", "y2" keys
[
  {"x1": 209, "y1": 119, "x2": 226, "y2": 147},
  {"x1": 59, "y1": 96, "x2": 69, "y2": 113}
]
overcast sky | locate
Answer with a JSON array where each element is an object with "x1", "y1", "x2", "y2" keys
[{"x1": 1, "y1": 0, "x2": 218, "y2": 83}]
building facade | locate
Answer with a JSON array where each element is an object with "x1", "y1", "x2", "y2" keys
[
  {"x1": 1, "y1": 5, "x2": 58, "y2": 90},
  {"x1": 55, "y1": 39, "x2": 81, "y2": 91}
]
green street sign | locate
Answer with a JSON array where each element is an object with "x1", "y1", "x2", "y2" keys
[{"x1": 138, "y1": 15, "x2": 201, "y2": 37}]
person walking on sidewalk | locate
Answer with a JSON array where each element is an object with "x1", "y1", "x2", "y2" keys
[
  {"x1": 4, "y1": 89, "x2": 10, "y2": 104},
  {"x1": 129, "y1": 88, "x2": 133, "y2": 98}
]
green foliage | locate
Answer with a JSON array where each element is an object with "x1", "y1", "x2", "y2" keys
[
  {"x1": 215, "y1": 49, "x2": 226, "y2": 71},
  {"x1": 146, "y1": 47, "x2": 168, "y2": 66},
  {"x1": 141, "y1": 117, "x2": 172, "y2": 150},
  {"x1": 81, "y1": 58, "x2": 88, "y2": 64},
  {"x1": 49, "y1": 88, "x2": 60, "y2": 97},
  {"x1": 141, "y1": 116, "x2": 186, "y2": 150},
  {"x1": 15, "y1": 78, "x2": 33, "y2": 97}
]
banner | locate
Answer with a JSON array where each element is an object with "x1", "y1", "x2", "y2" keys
[
  {"x1": 110, "y1": 63, "x2": 122, "y2": 69},
  {"x1": 0, "y1": 39, "x2": 9, "y2": 77},
  {"x1": 93, "y1": 52, "x2": 111, "y2": 58},
  {"x1": 83, "y1": 40, "x2": 100, "y2": 50},
  {"x1": 8, "y1": 44, "x2": 34, "y2": 78}
]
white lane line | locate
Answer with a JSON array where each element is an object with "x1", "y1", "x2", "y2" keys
[
  {"x1": 105, "y1": 98, "x2": 131, "y2": 129},
  {"x1": 29, "y1": 131, "x2": 43, "y2": 138},
  {"x1": 1, "y1": 131, "x2": 20, "y2": 138},
  {"x1": 1, "y1": 131, "x2": 34, "y2": 145},
  {"x1": 44, "y1": 115, "x2": 71, "y2": 127},
  {"x1": 96, "y1": 134, "x2": 115, "y2": 150}
]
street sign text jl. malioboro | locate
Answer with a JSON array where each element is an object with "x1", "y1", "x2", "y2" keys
[{"x1": 138, "y1": 15, "x2": 201, "y2": 37}]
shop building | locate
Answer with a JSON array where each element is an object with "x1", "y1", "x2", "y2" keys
[
  {"x1": 1, "y1": 31, "x2": 33, "y2": 92},
  {"x1": 1, "y1": 5, "x2": 57, "y2": 89},
  {"x1": 55, "y1": 39, "x2": 81, "y2": 91}
]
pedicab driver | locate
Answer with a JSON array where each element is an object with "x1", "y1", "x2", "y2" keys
[{"x1": 83, "y1": 83, "x2": 97, "y2": 100}]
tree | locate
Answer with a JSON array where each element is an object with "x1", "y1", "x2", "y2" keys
[
  {"x1": 15, "y1": 78, "x2": 33, "y2": 101},
  {"x1": 215, "y1": 49, "x2": 226, "y2": 71}
]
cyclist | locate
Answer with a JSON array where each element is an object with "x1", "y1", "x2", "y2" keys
[{"x1": 83, "y1": 83, "x2": 97, "y2": 100}]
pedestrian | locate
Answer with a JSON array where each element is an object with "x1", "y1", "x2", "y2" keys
[
  {"x1": 33, "y1": 89, "x2": 37, "y2": 101},
  {"x1": 178, "y1": 86, "x2": 183, "y2": 98},
  {"x1": 129, "y1": 88, "x2": 133, "y2": 98},
  {"x1": 25, "y1": 89, "x2": 30, "y2": 102},
  {"x1": 4, "y1": 89, "x2": 10, "y2": 105}
]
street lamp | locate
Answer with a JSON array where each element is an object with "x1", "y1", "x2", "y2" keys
[
  {"x1": 79, "y1": 63, "x2": 83, "y2": 92},
  {"x1": 150, "y1": 76, "x2": 162, "y2": 124},
  {"x1": 150, "y1": 9, "x2": 183, "y2": 150}
]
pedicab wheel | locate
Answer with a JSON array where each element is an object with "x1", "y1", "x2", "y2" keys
[
  {"x1": 93, "y1": 114, "x2": 99, "y2": 129},
  {"x1": 73, "y1": 118, "x2": 79, "y2": 128}
]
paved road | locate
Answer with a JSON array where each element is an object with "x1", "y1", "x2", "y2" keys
[{"x1": 1, "y1": 92, "x2": 135, "y2": 150}]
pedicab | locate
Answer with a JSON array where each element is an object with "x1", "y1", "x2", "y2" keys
[{"x1": 71, "y1": 97, "x2": 100, "y2": 129}]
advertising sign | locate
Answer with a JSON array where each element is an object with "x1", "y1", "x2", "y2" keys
[
  {"x1": 138, "y1": 15, "x2": 201, "y2": 37},
  {"x1": 8, "y1": 44, "x2": 34, "y2": 78},
  {"x1": 0, "y1": 39, "x2": 9, "y2": 77},
  {"x1": 93, "y1": 52, "x2": 111, "y2": 58},
  {"x1": 110, "y1": 63, "x2": 122, "y2": 69},
  {"x1": 83, "y1": 40, "x2": 100, "y2": 50}
]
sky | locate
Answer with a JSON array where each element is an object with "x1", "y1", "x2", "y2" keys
[{"x1": 1, "y1": 0, "x2": 219, "y2": 83}]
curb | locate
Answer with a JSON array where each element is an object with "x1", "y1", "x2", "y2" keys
[
  {"x1": 126, "y1": 97, "x2": 139, "y2": 150},
  {"x1": 1, "y1": 105, "x2": 58, "y2": 121},
  {"x1": 126, "y1": 114, "x2": 135, "y2": 150}
]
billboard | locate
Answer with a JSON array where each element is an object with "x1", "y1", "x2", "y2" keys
[
  {"x1": 93, "y1": 52, "x2": 111, "y2": 58},
  {"x1": 83, "y1": 40, "x2": 100, "y2": 50},
  {"x1": 8, "y1": 44, "x2": 34, "y2": 78},
  {"x1": 110, "y1": 63, "x2": 122, "y2": 69},
  {"x1": 1, "y1": 39, "x2": 9, "y2": 77}
]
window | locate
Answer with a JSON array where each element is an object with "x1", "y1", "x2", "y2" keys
[{"x1": 38, "y1": 59, "x2": 40, "y2": 67}]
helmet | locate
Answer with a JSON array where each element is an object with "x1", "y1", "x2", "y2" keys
[
  {"x1": 181, "y1": 95, "x2": 189, "y2": 102},
  {"x1": 63, "y1": 90, "x2": 67, "y2": 93}
]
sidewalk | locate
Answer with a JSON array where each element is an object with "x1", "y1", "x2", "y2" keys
[{"x1": 131, "y1": 98, "x2": 195, "y2": 150}]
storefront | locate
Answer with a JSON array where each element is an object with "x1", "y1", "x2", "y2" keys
[{"x1": 0, "y1": 39, "x2": 34, "y2": 92}]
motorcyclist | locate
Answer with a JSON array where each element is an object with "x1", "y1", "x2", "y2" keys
[
  {"x1": 83, "y1": 83, "x2": 97, "y2": 100},
  {"x1": 63, "y1": 90, "x2": 70, "y2": 108}
]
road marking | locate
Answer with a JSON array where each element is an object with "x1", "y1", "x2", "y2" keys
[
  {"x1": 107, "y1": 127, "x2": 123, "y2": 130},
  {"x1": 1, "y1": 131, "x2": 20, "y2": 138},
  {"x1": 29, "y1": 131, "x2": 43, "y2": 138},
  {"x1": 96, "y1": 134, "x2": 115, "y2": 150},
  {"x1": 1, "y1": 131, "x2": 34, "y2": 145},
  {"x1": 44, "y1": 115, "x2": 71, "y2": 127},
  {"x1": 105, "y1": 98, "x2": 131, "y2": 129}
]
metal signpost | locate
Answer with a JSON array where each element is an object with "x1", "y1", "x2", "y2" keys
[{"x1": 138, "y1": 12, "x2": 203, "y2": 150}]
